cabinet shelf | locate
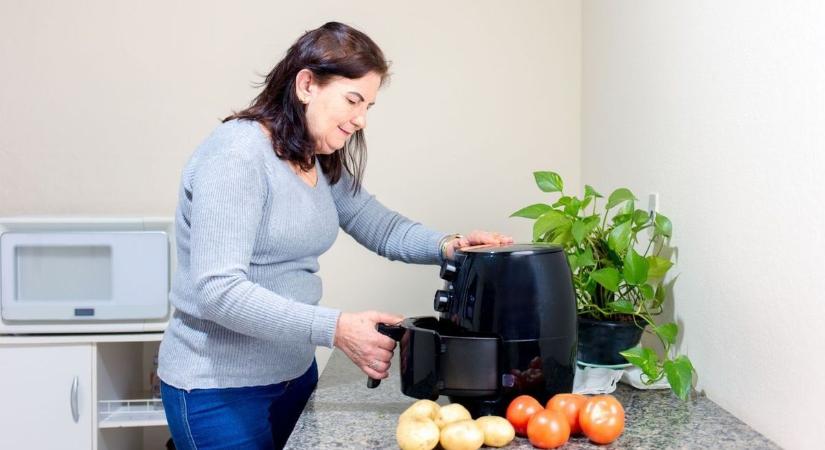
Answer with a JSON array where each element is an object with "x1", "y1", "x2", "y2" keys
[{"x1": 98, "y1": 399, "x2": 167, "y2": 428}]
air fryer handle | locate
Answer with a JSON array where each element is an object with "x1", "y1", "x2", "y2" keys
[{"x1": 366, "y1": 322, "x2": 406, "y2": 389}]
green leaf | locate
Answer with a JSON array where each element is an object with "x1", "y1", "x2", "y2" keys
[
  {"x1": 654, "y1": 322, "x2": 678, "y2": 345},
  {"x1": 591, "y1": 267, "x2": 620, "y2": 292},
  {"x1": 640, "y1": 284, "x2": 655, "y2": 300},
  {"x1": 611, "y1": 213, "x2": 631, "y2": 225},
  {"x1": 564, "y1": 197, "x2": 582, "y2": 217},
  {"x1": 608, "y1": 300, "x2": 635, "y2": 314},
  {"x1": 534, "y1": 171, "x2": 564, "y2": 193},
  {"x1": 664, "y1": 356, "x2": 694, "y2": 400},
  {"x1": 580, "y1": 196, "x2": 593, "y2": 211},
  {"x1": 607, "y1": 221, "x2": 632, "y2": 254},
  {"x1": 585, "y1": 184, "x2": 603, "y2": 198},
  {"x1": 621, "y1": 200, "x2": 635, "y2": 215},
  {"x1": 552, "y1": 196, "x2": 572, "y2": 208},
  {"x1": 647, "y1": 256, "x2": 673, "y2": 279},
  {"x1": 510, "y1": 203, "x2": 552, "y2": 219},
  {"x1": 620, "y1": 347, "x2": 660, "y2": 380},
  {"x1": 633, "y1": 209, "x2": 651, "y2": 226},
  {"x1": 567, "y1": 254, "x2": 578, "y2": 271},
  {"x1": 571, "y1": 217, "x2": 598, "y2": 244},
  {"x1": 654, "y1": 212, "x2": 673, "y2": 238},
  {"x1": 652, "y1": 282, "x2": 666, "y2": 308},
  {"x1": 533, "y1": 211, "x2": 569, "y2": 241},
  {"x1": 578, "y1": 247, "x2": 595, "y2": 267},
  {"x1": 606, "y1": 188, "x2": 637, "y2": 210},
  {"x1": 623, "y1": 248, "x2": 649, "y2": 286},
  {"x1": 550, "y1": 228, "x2": 574, "y2": 246}
]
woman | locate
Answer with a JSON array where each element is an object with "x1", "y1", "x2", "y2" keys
[{"x1": 158, "y1": 22, "x2": 512, "y2": 449}]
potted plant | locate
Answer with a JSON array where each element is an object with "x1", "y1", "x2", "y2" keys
[{"x1": 511, "y1": 171, "x2": 695, "y2": 400}]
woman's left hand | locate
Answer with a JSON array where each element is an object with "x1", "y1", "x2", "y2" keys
[{"x1": 443, "y1": 230, "x2": 514, "y2": 260}]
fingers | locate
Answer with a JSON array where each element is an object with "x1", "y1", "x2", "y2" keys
[
  {"x1": 462, "y1": 230, "x2": 515, "y2": 246},
  {"x1": 367, "y1": 311, "x2": 403, "y2": 350},
  {"x1": 371, "y1": 347, "x2": 393, "y2": 363},
  {"x1": 376, "y1": 335, "x2": 397, "y2": 351},
  {"x1": 342, "y1": 341, "x2": 394, "y2": 379},
  {"x1": 337, "y1": 311, "x2": 399, "y2": 380},
  {"x1": 362, "y1": 359, "x2": 391, "y2": 379},
  {"x1": 360, "y1": 349, "x2": 393, "y2": 379},
  {"x1": 373, "y1": 311, "x2": 404, "y2": 325}
]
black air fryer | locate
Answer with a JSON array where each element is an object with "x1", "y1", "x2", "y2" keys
[{"x1": 368, "y1": 243, "x2": 577, "y2": 416}]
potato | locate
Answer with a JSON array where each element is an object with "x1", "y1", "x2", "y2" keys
[
  {"x1": 396, "y1": 417, "x2": 440, "y2": 450},
  {"x1": 399, "y1": 399, "x2": 441, "y2": 422},
  {"x1": 475, "y1": 416, "x2": 515, "y2": 447},
  {"x1": 434, "y1": 403, "x2": 472, "y2": 428},
  {"x1": 439, "y1": 419, "x2": 485, "y2": 450}
]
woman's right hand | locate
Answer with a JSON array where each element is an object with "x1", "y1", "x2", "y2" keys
[{"x1": 334, "y1": 311, "x2": 403, "y2": 380}]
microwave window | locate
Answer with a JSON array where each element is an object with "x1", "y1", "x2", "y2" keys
[{"x1": 15, "y1": 245, "x2": 112, "y2": 301}]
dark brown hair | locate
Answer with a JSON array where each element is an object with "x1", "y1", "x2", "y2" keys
[{"x1": 225, "y1": 22, "x2": 390, "y2": 191}]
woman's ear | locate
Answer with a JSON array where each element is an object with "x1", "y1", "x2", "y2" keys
[{"x1": 295, "y1": 69, "x2": 314, "y2": 104}]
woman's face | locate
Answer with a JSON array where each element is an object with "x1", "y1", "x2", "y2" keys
[{"x1": 299, "y1": 71, "x2": 381, "y2": 155}]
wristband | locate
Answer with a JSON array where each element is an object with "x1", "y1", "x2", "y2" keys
[{"x1": 439, "y1": 233, "x2": 464, "y2": 260}]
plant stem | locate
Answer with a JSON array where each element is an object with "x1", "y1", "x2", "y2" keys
[{"x1": 644, "y1": 237, "x2": 654, "y2": 257}]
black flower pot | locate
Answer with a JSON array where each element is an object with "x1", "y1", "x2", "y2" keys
[{"x1": 577, "y1": 317, "x2": 645, "y2": 365}]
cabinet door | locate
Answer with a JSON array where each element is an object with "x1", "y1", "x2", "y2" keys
[{"x1": 0, "y1": 344, "x2": 93, "y2": 449}]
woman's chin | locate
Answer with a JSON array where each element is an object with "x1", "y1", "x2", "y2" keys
[{"x1": 315, "y1": 143, "x2": 344, "y2": 155}]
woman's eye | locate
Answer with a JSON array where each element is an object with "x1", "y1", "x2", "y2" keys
[{"x1": 347, "y1": 98, "x2": 357, "y2": 105}]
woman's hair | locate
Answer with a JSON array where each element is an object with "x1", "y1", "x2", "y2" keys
[{"x1": 225, "y1": 22, "x2": 390, "y2": 191}]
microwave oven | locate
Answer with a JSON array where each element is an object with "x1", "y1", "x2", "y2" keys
[{"x1": 0, "y1": 217, "x2": 174, "y2": 334}]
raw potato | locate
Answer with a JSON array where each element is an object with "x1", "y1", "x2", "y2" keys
[
  {"x1": 475, "y1": 416, "x2": 515, "y2": 447},
  {"x1": 434, "y1": 403, "x2": 472, "y2": 428},
  {"x1": 439, "y1": 419, "x2": 485, "y2": 450},
  {"x1": 396, "y1": 417, "x2": 440, "y2": 450},
  {"x1": 399, "y1": 399, "x2": 441, "y2": 422}
]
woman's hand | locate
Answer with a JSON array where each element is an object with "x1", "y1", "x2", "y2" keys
[
  {"x1": 334, "y1": 311, "x2": 404, "y2": 380},
  {"x1": 444, "y1": 230, "x2": 514, "y2": 260}
]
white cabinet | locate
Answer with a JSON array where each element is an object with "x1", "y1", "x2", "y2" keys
[
  {"x1": 0, "y1": 344, "x2": 93, "y2": 449},
  {"x1": 0, "y1": 334, "x2": 170, "y2": 450}
]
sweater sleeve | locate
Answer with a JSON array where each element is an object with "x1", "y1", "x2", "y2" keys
[
  {"x1": 184, "y1": 149, "x2": 340, "y2": 348},
  {"x1": 329, "y1": 170, "x2": 447, "y2": 264}
]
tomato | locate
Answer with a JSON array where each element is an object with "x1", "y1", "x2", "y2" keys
[
  {"x1": 546, "y1": 393, "x2": 587, "y2": 434},
  {"x1": 505, "y1": 395, "x2": 543, "y2": 436},
  {"x1": 526, "y1": 409, "x2": 571, "y2": 449},
  {"x1": 579, "y1": 394, "x2": 625, "y2": 444}
]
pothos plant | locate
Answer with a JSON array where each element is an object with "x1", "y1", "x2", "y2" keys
[{"x1": 511, "y1": 171, "x2": 695, "y2": 400}]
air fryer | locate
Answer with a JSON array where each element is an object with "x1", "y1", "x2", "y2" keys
[{"x1": 368, "y1": 243, "x2": 577, "y2": 416}]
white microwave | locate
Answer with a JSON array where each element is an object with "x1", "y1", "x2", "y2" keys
[{"x1": 0, "y1": 217, "x2": 174, "y2": 334}]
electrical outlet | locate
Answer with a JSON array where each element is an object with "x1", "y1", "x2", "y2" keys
[
  {"x1": 647, "y1": 193, "x2": 659, "y2": 237},
  {"x1": 647, "y1": 193, "x2": 659, "y2": 217}
]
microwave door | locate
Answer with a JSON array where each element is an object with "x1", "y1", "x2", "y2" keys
[{"x1": 0, "y1": 231, "x2": 169, "y2": 321}]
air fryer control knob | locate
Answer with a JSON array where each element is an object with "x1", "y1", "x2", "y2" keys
[
  {"x1": 433, "y1": 289, "x2": 452, "y2": 312},
  {"x1": 439, "y1": 260, "x2": 458, "y2": 282}
]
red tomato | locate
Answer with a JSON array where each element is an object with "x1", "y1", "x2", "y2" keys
[
  {"x1": 546, "y1": 393, "x2": 587, "y2": 434},
  {"x1": 505, "y1": 395, "x2": 543, "y2": 436},
  {"x1": 526, "y1": 409, "x2": 571, "y2": 449},
  {"x1": 579, "y1": 394, "x2": 625, "y2": 444}
]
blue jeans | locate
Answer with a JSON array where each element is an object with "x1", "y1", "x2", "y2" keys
[{"x1": 161, "y1": 361, "x2": 318, "y2": 450}]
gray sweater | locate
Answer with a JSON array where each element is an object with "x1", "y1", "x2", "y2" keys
[{"x1": 158, "y1": 119, "x2": 445, "y2": 390}]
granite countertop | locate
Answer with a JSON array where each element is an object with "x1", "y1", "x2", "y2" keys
[{"x1": 285, "y1": 350, "x2": 778, "y2": 449}]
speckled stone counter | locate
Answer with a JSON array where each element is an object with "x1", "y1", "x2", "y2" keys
[{"x1": 285, "y1": 351, "x2": 778, "y2": 449}]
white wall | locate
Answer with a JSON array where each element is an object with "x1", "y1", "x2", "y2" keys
[
  {"x1": 0, "y1": 1, "x2": 581, "y2": 369},
  {"x1": 582, "y1": 1, "x2": 825, "y2": 448}
]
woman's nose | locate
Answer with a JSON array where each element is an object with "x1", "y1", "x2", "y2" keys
[{"x1": 351, "y1": 113, "x2": 366, "y2": 130}]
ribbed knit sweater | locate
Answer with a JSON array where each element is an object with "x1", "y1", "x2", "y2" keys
[{"x1": 158, "y1": 119, "x2": 445, "y2": 390}]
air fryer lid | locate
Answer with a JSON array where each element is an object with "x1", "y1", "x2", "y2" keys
[{"x1": 456, "y1": 243, "x2": 563, "y2": 256}]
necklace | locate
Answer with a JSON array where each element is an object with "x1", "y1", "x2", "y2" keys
[
  {"x1": 288, "y1": 160, "x2": 318, "y2": 187},
  {"x1": 259, "y1": 124, "x2": 318, "y2": 187}
]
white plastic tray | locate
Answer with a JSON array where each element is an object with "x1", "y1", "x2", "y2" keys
[{"x1": 98, "y1": 398, "x2": 167, "y2": 428}]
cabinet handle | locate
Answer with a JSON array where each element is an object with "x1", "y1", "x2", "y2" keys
[{"x1": 70, "y1": 376, "x2": 79, "y2": 423}]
